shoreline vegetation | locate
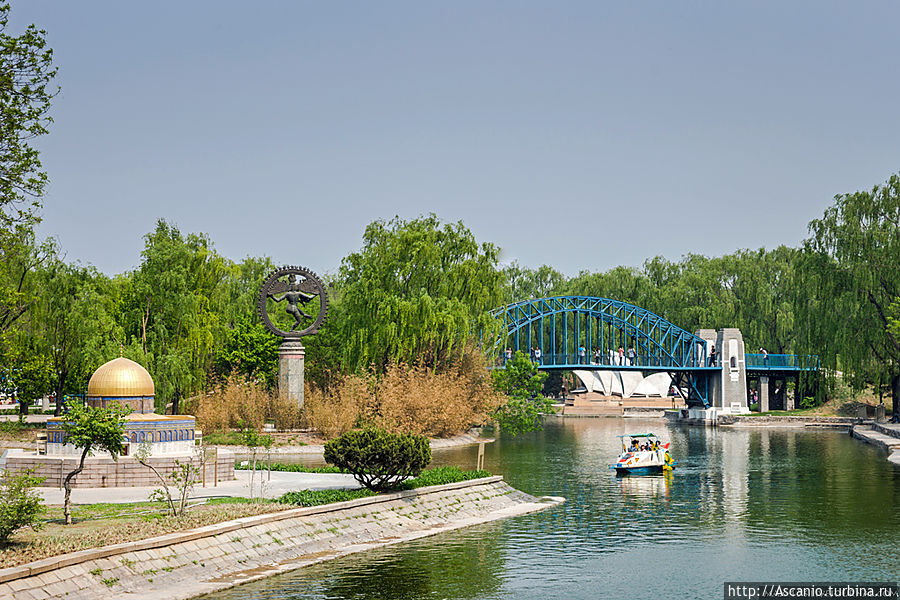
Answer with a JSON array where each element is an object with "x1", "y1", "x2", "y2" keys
[{"x1": 0, "y1": 466, "x2": 489, "y2": 569}]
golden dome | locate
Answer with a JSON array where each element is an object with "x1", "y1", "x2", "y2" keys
[{"x1": 87, "y1": 357, "x2": 155, "y2": 397}]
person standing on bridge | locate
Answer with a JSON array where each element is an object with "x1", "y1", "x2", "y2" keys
[
  {"x1": 617, "y1": 347, "x2": 625, "y2": 365},
  {"x1": 534, "y1": 347, "x2": 542, "y2": 365},
  {"x1": 627, "y1": 346, "x2": 636, "y2": 366},
  {"x1": 760, "y1": 347, "x2": 769, "y2": 366},
  {"x1": 504, "y1": 347, "x2": 512, "y2": 366},
  {"x1": 709, "y1": 345, "x2": 717, "y2": 367},
  {"x1": 578, "y1": 345, "x2": 586, "y2": 364}
]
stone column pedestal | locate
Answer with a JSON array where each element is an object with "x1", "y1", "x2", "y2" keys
[
  {"x1": 278, "y1": 340, "x2": 305, "y2": 409},
  {"x1": 759, "y1": 376, "x2": 770, "y2": 412}
]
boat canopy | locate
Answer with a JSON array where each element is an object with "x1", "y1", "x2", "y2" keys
[{"x1": 616, "y1": 433, "x2": 658, "y2": 439}]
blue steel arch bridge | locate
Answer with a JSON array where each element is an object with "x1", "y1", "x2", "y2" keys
[{"x1": 490, "y1": 296, "x2": 819, "y2": 408}]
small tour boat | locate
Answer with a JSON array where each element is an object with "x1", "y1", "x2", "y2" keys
[{"x1": 611, "y1": 433, "x2": 675, "y2": 475}]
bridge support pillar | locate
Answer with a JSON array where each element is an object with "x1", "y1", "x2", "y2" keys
[
  {"x1": 716, "y1": 329, "x2": 748, "y2": 414},
  {"x1": 758, "y1": 376, "x2": 770, "y2": 412}
]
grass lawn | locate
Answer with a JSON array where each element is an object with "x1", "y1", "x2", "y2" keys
[
  {"x1": 0, "y1": 466, "x2": 491, "y2": 568},
  {"x1": 0, "y1": 498, "x2": 292, "y2": 569}
]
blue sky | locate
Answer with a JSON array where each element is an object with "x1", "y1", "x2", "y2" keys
[{"x1": 11, "y1": 1, "x2": 900, "y2": 277}]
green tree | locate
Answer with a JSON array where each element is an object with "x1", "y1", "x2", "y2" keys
[
  {"x1": 59, "y1": 401, "x2": 130, "y2": 524},
  {"x1": 0, "y1": 338, "x2": 51, "y2": 414},
  {"x1": 33, "y1": 260, "x2": 122, "y2": 415},
  {"x1": 0, "y1": 2, "x2": 57, "y2": 230},
  {"x1": 0, "y1": 227, "x2": 51, "y2": 338},
  {"x1": 644, "y1": 248, "x2": 798, "y2": 354},
  {"x1": 211, "y1": 255, "x2": 274, "y2": 329},
  {"x1": 502, "y1": 261, "x2": 565, "y2": 304},
  {"x1": 324, "y1": 427, "x2": 431, "y2": 492},
  {"x1": 129, "y1": 220, "x2": 226, "y2": 413},
  {"x1": 339, "y1": 215, "x2": 504, "y2": 373},
  {"x1": 0, "y1": 468, "x2": 45, "y2": 544},
  {"x1": 796, "y1": 174, "x2": 900, "y2": 417},
  {"x1": 491, "y1": 350, "x2": 552, "y2": 435},
  {"x1": 214, "y1": 316, "x2": 279, "y2": 388}
]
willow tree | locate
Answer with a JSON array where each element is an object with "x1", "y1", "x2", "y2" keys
[
  {"x1": 502, "y1": 261, "x2": 565, "y2": 304},
  {"x1": 129, "y1": 220, "x2": 226, "y2": 413},
  {"x1": 796, "y1": 174, "x2": 900, "y2": 417},
  {"x1": 339, "y1": 215, "x2": 504, "y2": 373},
  {"x1": 32, "y1": 260, "x2": 122, "y2": 415},
  {"x1": 0, "y1": 3, "x2": 57, "y2": 348}
]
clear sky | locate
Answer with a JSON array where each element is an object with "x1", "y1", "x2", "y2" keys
[{"x1": 11, "y1": 1, "x2": 900, "y2": 278}]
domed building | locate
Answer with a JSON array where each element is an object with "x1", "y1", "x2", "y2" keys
[
  {"x1": 4, "y1": 356, "x2": 233, "y2": 488},
  {"x1": 46, "y1": 357, "x2": 199, "y2": 457}
]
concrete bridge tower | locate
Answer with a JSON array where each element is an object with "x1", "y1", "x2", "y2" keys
[{"x1": 692, "y1": 328, "x2": 749, "y2": 419}]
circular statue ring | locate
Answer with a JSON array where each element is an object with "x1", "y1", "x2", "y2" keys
[{"x1": 256, "y1": 265, "x2": 329, "y2": 338}]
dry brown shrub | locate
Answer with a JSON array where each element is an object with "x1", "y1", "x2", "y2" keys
[
  {"x1": 193, "y1": 377, "x2": 269, "y2": 433},
  {"x1": 267, "y1": 394, "x2": 302, "y2": 431},
  {"x1": 303, "y1": 374, "x2": 371, "y2": 438},
  {"x1": 375, "y1": 347, "x2": 502, "y2": 436},
  {"x1": 304, "y1": 345, "x2": 502, "y2": 439}
]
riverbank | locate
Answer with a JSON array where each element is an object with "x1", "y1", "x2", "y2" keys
[
  {"x1": 0, "y1": 477, "x2": 563, "y2": 600},
  {"x1": 717, "y1": 414, "x2": 860, "y2": 428},
  {"x1": 850, "y1": 422, "x2": 900, "y2": 465}
]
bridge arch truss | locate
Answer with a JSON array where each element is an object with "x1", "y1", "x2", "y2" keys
[{"x1": 491, "y1": 296, "x2": 714, "y2": 405}]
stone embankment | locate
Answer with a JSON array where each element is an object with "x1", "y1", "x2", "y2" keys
[
  {"x1": 716, "y1": 415, "x2": 860, "y2": 428},
  {"x1": 850, "y1": 422, "x2": 900, "y2": 465},
  {"x1": 0, "y1": 477, "x2": 563, "y2": 600}
]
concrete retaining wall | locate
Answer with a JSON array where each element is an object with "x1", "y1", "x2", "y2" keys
[
  {"x1": 1, "y1": 449, "x2": 235, "y2": 487},
  {"x1": 0, "y1": 476, "x2": 561, "y2": 600},
  {"x1": 717, "y1": 415, "x2": 859, "y2": 428},
  {"x1": 667, "y1": 411, "x2": 861, "y2": 428}
]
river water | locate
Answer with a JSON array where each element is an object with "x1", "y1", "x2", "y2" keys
[{"x1": 204, "y1": 418, "x2": 900, "y2": 600}]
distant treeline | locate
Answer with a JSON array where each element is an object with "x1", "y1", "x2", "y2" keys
[{"x1": 3, "y1": 173, "x2": 900, "y2": 414}]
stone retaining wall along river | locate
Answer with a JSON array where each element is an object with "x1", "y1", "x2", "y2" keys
[{"x1": 0, "y1": 476, "x2": 563, "y2": 600}]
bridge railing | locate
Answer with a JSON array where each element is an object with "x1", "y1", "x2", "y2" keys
[
  {"x1": 497, "y1": 352, "x2": 709, "y2": 369},
  {"x1": 745, "y1": 353, "x2": 820, "y2": 370}
]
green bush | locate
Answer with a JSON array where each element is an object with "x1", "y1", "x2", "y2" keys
[
  {"x1": 0, "y1": 469, "x2": 46, "y2": 544},
  {"x1": 277, "y1": 488, "x2": 375, "y2": 506},
  {"x1": 324, "y1": 427, "x2": 431, "y2": 492},
  {"x1": 234, "y1": 462, "x2": 343, "y2": 473},
  {"x1": 400, "y1": 466, "x2": 491, "y2": 490}
]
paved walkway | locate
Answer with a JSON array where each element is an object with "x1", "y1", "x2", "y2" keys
[
  {"x1": 36, "y1": 470, "x2": 361, "y2": 505},
  {"x1": 0, "y1": 413, "x2": 50, "y2": 423}
]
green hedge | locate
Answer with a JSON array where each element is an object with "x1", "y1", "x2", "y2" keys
[
  {"x1": 324, "y1": 427, "x2": 431, "y2": 492},
  {"x1": 400, "y1": 465, "x2": 492, "y2": 490},
  {"x1": 274, "y1": 466, "x2": 492, "y2": 507},
  {"x1": 277, "y1": 488, "x2": 375, "y2": 507},
  {"x1": 234, "y1": 462, "x2": 343, "y2": 473}
]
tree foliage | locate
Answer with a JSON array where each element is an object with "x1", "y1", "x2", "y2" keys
[
  {"x1": 491, "y1": 351, "x2": 553, "y2": 435},
  {"x1": 502, "y1": 262, "x2": 565, "y2": 305},
  {"x1": 0, "y1": 468, "x2": 45, "y2": 544},
  {"x1": 797, "y1": 174, "x2": 900, "y2": 407},
  {"x1": 129, "y1": 220, "x2": 226, "y2": 413},
  {"x1": 33, "y1": 260, "x2": 122, "y2": 414},
  {"x1": 59, "y1": 401, "x2": 130, "y2": 524},
  {"x1": 324, "y1": 427, "x2": 431, "y2": 492},
  {"x1": 338, "y1": 215, "x2": 504, "y2": 374},
  {"x1": 0, "y1": 2, "x2": 57, "y2": 229}
]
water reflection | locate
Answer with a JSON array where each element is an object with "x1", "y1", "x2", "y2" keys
[
  {"x1": 208, "y1": 419, "x2": 900, "y2": 600},
  {"x1": 219, "y1": 522, "x2": 507, "y2": 600}
]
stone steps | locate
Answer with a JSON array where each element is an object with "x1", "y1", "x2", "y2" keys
[
  {"x1": 872, "y1": 422, "x2": 900, "y2": 440},
  {"x1": 851, "y1": 425, "x2": 900, "y2": 452}
]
